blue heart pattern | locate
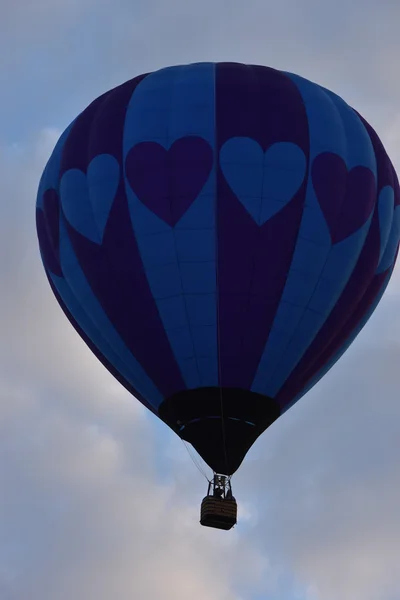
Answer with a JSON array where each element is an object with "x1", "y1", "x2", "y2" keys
[
  {"x1": 220, "y1": 138, "x2": 307, "y2": 224},
  {"x1": 60, "y1": 153, "x2": 120, "y2": 244},
  {"x1": 60, "y1": 140, "x2": 307, "y2": 240}
]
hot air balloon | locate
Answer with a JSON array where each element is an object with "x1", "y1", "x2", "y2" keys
[{"x1": 36, "y1": 62, "x2": 400, "y2": 530}]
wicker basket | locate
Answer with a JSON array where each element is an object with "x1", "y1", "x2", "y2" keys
[{"x1": 200, "y1": 496, "x2": 237, "y2": 530}]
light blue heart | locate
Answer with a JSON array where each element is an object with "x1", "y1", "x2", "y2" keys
[
  {"x1": 220, "y1": 137, "x2": 306, "y2": 224},
  {"x1": 60, "y1": 153, "x2": 120, "y2": 243}
]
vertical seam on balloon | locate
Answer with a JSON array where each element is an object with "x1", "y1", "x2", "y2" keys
[
  {"x1": 87, "y1": 96, "x2": 110, "y2": 242},
  {"x1": 269, "y1": 96, "x2": 377, "y2": 397},
  {"x1": 329, "y1": 107, "x2": 374, "y2": 239},
  {"x1": 68, "y1": 93, "x2": 113, "y2": 244},
  {"x1": 214, "y1": 65, "x2": 224, "y2": 394},
  {"x1": 85, "y1": 91, "x2": 154, "y2": 393},
  {"x1": 309, "y1": 107, "x2": 375, "y2": 298},
  {"x1": 259, "y1": 87, "x2": 348, "y2": 394},
  {"x1": 67, "y1": 84, "x2": 164, "y2": 406},
  {"x1": 297, "y1": 121, "x2": 386, "y2": 383},
  {"x1": 214, "y1": 62, "x2": 221, "y2": 390},
  {"x1": 214, "y1": 63, "x2": 229, "y2": 475},
  {"x1": 120, "y1": 75, "x2": 186, "y2": 400},
  {"x1": 279, "y1": 114, "x2": 388, "y2": 405},
  {"x1": 121, "y1": 73, "x2": 191, "y2": 395},
  {"x1": 249, "y1": 72, "x2": 312, "y2": 393},
  {"x1": 251, "y1": 82, "x2": 332, "y2": 394},
  {"x1": 169, "y1": 66, "x2": 201, "y2": 388},
  {"x1": 237, "y1": 66, "x2": 263, "y2": 386},
  {"x1": 120, "y1": 75, "x2": 188, "y2": 394}
]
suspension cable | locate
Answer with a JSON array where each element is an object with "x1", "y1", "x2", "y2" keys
[{"x1": 181, "y1": 440, "x2": 212, "y2": 482}]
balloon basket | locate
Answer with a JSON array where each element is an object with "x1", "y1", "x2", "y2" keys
[{"x1": 200, "y1": 475, "x2": 237, "y2": 530}]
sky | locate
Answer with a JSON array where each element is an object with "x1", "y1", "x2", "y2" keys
[{"x1": 1, "y1": 0, "x2": 400, "y2": 598}]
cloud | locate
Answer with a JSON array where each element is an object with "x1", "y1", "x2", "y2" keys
[{"x1": 2, "y1": 0, "x2": 400, "y2": 145}]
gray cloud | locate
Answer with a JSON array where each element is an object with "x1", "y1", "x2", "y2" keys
[{"x1": 2, "y1": 0, "x2": 400, "y2": 142}]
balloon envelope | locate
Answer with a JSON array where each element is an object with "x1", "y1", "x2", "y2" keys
[{"x1": 36, "y1": 62, "x2": 400, "y2": 475}]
